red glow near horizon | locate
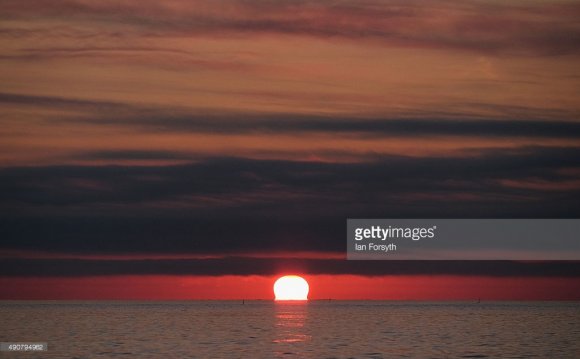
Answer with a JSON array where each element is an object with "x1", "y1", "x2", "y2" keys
[{"x1": 0, "y1": 275, "x2": 579, "y2": 301}]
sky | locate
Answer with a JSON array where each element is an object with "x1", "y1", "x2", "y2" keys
[{"x1": 1, "y1": 0, "x2": 580, "y2": 300}]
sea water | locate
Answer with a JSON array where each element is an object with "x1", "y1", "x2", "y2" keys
[{"x1": 1, "y1": 301, "x2": 579, "y2": 358}]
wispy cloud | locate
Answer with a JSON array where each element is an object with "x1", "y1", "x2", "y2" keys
[
  {"x1": 3, "y1": 92, "x2": 580, "y2": 138},
  {"x1": 75, "y1": 113, "x2": 580, "y2": 139},
  {"x1": 2, "y1": 0, "x2": 580, "y2": 55}
]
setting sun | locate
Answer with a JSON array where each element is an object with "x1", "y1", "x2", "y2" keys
[{"x1": 274, "y1": 275, "x2": 309, "y2": 300}]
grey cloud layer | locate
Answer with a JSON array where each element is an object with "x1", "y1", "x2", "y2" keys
[
  {"x1": 81, "y1": 113, "x2": 580, "y2": 139},
  {"x1": 2, "y1": 92, "x2": 579, "y2": 138},
  {"x1": 1, "y1": 147, "x2": 579, "y2": 257},
  {"x1": 2, "y1": 147, "x2": 580, "y2": 207},
  {"x1": 1, "y1": 257, "x2": 578, "y2": 277}
]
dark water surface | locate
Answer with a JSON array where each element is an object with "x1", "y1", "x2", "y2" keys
[{"x1": 1, "y1": 301, "x2": 579, "y2": 358}]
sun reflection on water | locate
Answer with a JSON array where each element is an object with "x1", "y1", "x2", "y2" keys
[{"x1": 273, "y1": 302, "x2": 311, "y2": 346}]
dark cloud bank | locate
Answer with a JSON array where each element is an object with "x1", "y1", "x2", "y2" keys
[
  {"x1": 1, "y1": 147, "x2": 580, "y2": 277},
  {"x1": 1, "y1": 258, "x2": 579, "y2": 278}
]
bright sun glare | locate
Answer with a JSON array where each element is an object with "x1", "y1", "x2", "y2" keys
[{"x1": 274, "y1": 275, "x2": 309, "y2": 300}]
